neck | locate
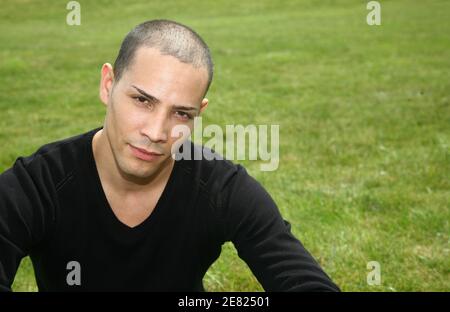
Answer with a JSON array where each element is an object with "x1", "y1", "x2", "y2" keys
[{"x1": 92, "y1": 128, "x2": 174, "y2": 195}]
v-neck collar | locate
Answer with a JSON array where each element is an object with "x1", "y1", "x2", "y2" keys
[{"x1": 84, "y1": 127, "x2": 181, "y2": 236}]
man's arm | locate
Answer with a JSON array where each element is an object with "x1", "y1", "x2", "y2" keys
[
  {"x1": 0, "y1": 157, "x2": 55, "y2": 291},
  {"x1": 221, "y1": 165, "x2": 340, "y2": 292}
]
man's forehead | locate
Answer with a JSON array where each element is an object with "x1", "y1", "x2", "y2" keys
[{"x1": 119, "y1": 48, "x2": 208, "y2": 103}]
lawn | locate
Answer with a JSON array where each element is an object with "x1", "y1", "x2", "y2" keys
[{"x1": 0, "y1": 0, "x2": 449, "y2": 291}]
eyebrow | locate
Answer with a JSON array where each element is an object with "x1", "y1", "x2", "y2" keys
[
  {"x1": 131, "y1": 85, "x2": 160, "y2": 104},
  {"x1": 131, "y1": 85, "x2": 198, "y2": 112}
]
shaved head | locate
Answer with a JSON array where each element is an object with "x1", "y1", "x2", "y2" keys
[{"x1": 113, "y1": 19, "x2": 214, "y2": 95}]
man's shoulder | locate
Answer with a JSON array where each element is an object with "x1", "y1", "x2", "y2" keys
[
  {"x1": 184, "y1": 142, "x2": 248, "y2": 193},
  {"x1": 14, "y1": 127, "x2": 99, "y2": 188}
]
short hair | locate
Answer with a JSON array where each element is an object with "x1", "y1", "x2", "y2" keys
[{"x1": 113, "y1": 19, "x2": 214, "y2": 95}]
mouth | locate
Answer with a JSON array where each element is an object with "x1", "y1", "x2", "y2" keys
[{"x1": 128, "y1": 144, "x2": 163, "y2": 161}]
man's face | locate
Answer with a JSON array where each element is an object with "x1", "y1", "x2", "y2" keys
[{"x1": 99, "y1": 47, "x2": 208, "y2": 180}]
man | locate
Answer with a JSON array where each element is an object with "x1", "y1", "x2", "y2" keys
[{"x1": 0, "y1": 20, "x2": 339, "y2": 291}]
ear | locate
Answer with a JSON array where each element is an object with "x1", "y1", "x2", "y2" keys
[
  {"x1": 99, "y1": 63, "x2": 114, "y2": 106},
  {"x1": 199, "y1": 98, "x2": 209, "y2": 115}
]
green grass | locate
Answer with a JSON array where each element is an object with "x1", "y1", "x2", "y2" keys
[{"x1": 1, "y1": 0, "x2": 449, "y2": 291}]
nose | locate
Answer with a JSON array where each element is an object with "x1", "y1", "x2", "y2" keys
[{"x1": 141, "y1": 109, "x2": 169, "y2": 144}]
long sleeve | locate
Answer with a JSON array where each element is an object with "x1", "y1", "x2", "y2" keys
[
  {"x1": 221, "y1": 165, "x2": 340, "y2": 292},
  {"x1": 0, "y1": 157, "x2": 56, "y2": 291}
]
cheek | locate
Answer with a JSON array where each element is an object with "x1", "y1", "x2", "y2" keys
[{"x1": 111, "y1": 100, "x2": 146, "y2": 131}]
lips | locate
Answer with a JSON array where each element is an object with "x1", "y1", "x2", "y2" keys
[
  {"x1": 128, "y1": 144, "x2": 163, "y2": 161},
  {"x1": 131, "y1": 145, "x2": 163, "y2": 156}
]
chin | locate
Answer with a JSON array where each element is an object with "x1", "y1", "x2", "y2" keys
[
  {"x1": 123, "y1": 156, "x2": 165, "y2": 178},
  {"x1": 120, "y1": 165, "x2": 157, "y2": 182}
]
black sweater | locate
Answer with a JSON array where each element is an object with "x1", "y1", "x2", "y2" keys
[{"x1": 0, "y1": 127, "x2": 339, "y2": 291}]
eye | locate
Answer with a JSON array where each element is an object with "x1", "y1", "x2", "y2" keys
[
  {"x1": 175, "y1": 111, "x2": 193, "y2": 120},
  {"x1": 133, "y1": 96, "x2": 150, "y2": 105}
]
